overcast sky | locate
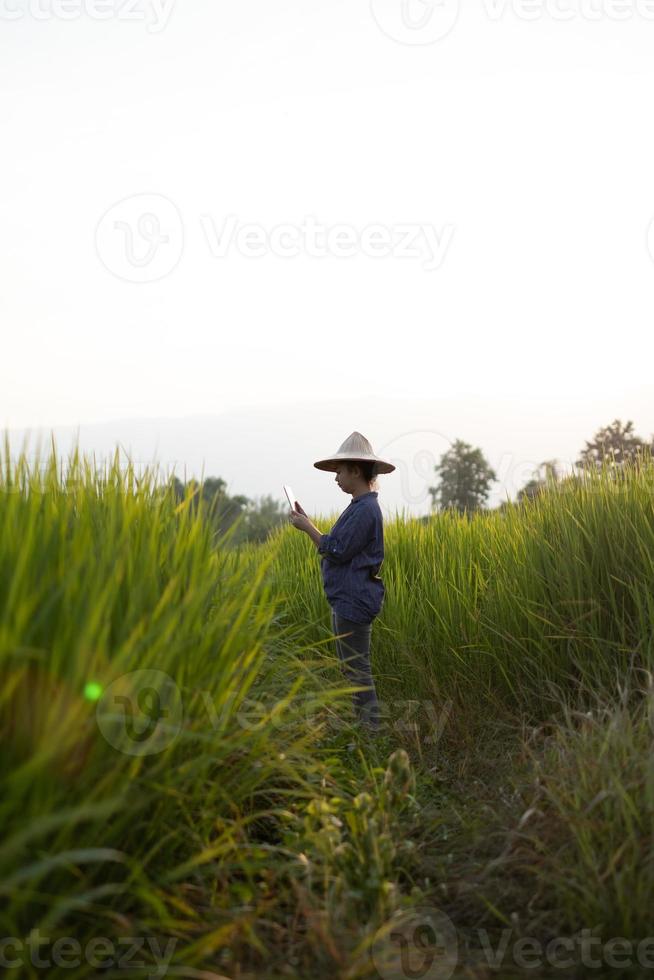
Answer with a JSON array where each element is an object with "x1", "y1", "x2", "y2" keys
[{"x1": 2, "y1": 0, "x2": 653, "y2": 511}]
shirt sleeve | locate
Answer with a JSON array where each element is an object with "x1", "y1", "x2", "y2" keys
[{"x1": 317, "y1": 507, "x2": 375, "y2": 564}]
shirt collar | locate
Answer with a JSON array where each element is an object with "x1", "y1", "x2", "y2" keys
[{"x1": 351, "y1": 491, "x2": 377, "y2": 504}]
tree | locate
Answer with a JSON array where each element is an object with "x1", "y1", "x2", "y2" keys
[
  {"x1": 517, "y1": 459, "x2": 561, "y2": 503},
  {"x1": 160, "y1": 474, "x2": 288, "y2": 546},
  {"x1": 428, "y1": 439, "x2": 497, "y2": 516},
  {"x1": 576, "y1": 419, "x2": 652, "y2": 473},
  {"x1": 167, "y1": 476, "x2": 185, "y2": 503},
  {"x1": 199, "y1": 477, "x2": 250, "y2": 534},
  {"x1": 240, "y1": 494, "x2": 288, "y2": 544}
]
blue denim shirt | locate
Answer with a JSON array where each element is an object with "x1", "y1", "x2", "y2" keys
[{"x1": 318, "y1": 490, "x2": 385, "y2": 624}]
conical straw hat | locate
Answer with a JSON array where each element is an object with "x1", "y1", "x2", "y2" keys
[{"x1": 313, "y1": 431, "x2": 396, "y2": 475}]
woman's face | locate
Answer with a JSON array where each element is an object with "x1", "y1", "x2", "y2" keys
[{"x1": 334, "y1": 463, "x2": 362, "y2": 495}]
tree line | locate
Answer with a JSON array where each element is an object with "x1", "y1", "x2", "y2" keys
[
  {"x1": 164, "y1": 418, "x2": 654, "y2": 543},
  {"x1": 427, "y1": 418, "x2": 654, "y2": 517}
]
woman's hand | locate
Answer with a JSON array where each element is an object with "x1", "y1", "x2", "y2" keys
[
  {"x1": 289, "y1": 508, "x2": 313, "y2": 533},
  {"x1": 289, "y1": 502, "x2": 324, "y2": 550}
]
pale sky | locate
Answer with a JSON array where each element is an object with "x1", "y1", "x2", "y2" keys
[{"x1": 2, "y1": 0, "x2": 653, "y2": 511}]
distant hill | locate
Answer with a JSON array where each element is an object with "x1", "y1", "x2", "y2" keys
[{"x1": 2, "y1": 393, "x2": 607, "y2": 519}]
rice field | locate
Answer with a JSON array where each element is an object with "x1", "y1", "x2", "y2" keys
[{"x1": 2, "y1": 434, "x2": 654, "y2": 978}]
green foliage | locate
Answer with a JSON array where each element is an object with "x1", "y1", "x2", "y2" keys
[
  {"x1": 576, "y1": 417, "x2": 654, "y2": 473},
  {"x1": 516, "y1": 459, "x2": 562, "y2": 503},
  {"x1": 265, "y1": 744, "x2": 443, "y2": 977},
  {"x1": 261, "y1": 447, "x2": 654, "y2": 956},
  {"x1": 278, "y1": 748, "x2": 422, "y2": 954},
  {"x1": 0, "y1": 436, "x2": 424, "y2": 978},
  {"x1": 165, "y1": 474, "x2": 287, "y2": 546},
  {"x1": 462, "y1": 675, "x2": 654, "y2": 949},
  {"x1": 267, "y1": 447, "x2": 654, "y2": 725},
  {"x1": 4, "y1": 432, "x2": 654, "y2": 975},
  {"x1": 427, "y1": 438, "x2": 497, "y2": 515}
]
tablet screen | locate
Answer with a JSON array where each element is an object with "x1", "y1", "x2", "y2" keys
[{"x1": 283, "y1": 485, "x2": 296, "y2": 511}]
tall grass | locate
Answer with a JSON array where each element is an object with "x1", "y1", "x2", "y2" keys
[
  {"x1": 514, "y1": 674, "x2": 654, "y2": 937},
  {"x1": 0, "y1": 436, "x2": 430, "y2": 978},
  {"x1": 4, "y1": 434, "x2": 654, "y2": 976},
  {"x1": 266, "y1": 451, "x2": 654, "y2": 722},
  {"x1": 261, "y1": 452, "x2": 654, "y2": 964}
]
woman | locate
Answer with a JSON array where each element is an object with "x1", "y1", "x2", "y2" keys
[{"x1": 289, "y1": 431, "x2": 395, "y2": 734}]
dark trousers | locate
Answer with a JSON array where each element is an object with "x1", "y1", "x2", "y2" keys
[{"x1": 330, "y1": 608, "x2": 382, "y2": 730}]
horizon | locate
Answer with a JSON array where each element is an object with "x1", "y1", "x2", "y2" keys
[
  {"x1": 2, "y1": 2, "x2": 653, "y2": 515},
  {"x1": 3, "y1": 392, "x2": 652, "y2": 519}
]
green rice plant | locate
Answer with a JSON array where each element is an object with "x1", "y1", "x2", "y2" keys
[
  {"x1": 254, "y1": 450, "x2": 654, "y2": 971},
  {"x1": 0, "y1": 435, "x2": 429, "y2": 978},
  {"x1": 264, "y1": 451, "x2": 654, "y2": 724},
  {"x1": 470, "y1": 668, "x2": 654, "y2": 945},
  {"x1": 274, "y1": 745, "x2": 439, "y2": 978}
]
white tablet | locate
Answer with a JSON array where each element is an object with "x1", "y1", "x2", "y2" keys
[{"x1": 283, "y1": 485, "x2": 296, "y2": 512}]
